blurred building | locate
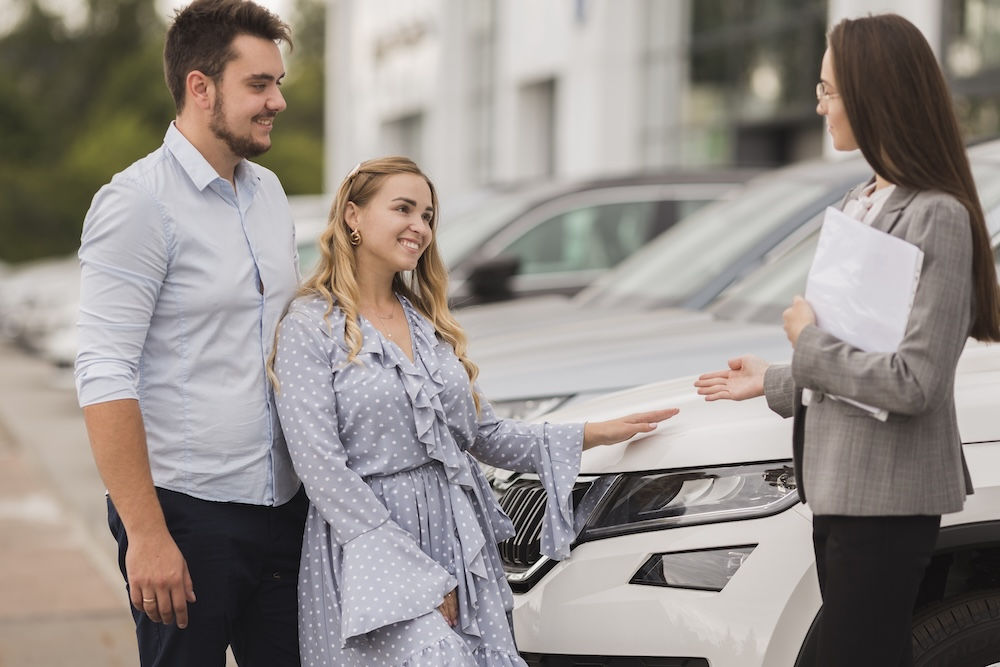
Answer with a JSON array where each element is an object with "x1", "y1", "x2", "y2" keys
[{"x1": 323, "y1": 0, "x2": 1000, "y2": 201}]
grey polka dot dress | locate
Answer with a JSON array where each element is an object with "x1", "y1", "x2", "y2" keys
[{"x1": 273, "y1": 294, "x2": 584, "y2": 666}]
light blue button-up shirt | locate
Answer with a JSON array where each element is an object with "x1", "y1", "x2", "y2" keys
[{"x1": 75, "y1": 123, "x2": 301, "y2": 506}]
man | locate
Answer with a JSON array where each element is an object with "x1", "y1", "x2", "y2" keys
[{"x1": 74, "y1": 1, "x2": 306, "y2": 664}]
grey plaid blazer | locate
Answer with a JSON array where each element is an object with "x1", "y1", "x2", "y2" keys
[{"x1": 763, "y1": 180, "x2": 975, "y2": 516}]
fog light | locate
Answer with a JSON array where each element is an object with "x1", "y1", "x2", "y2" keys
[{"x1": 630, "y1": 545, "x2": 756, "y2": 591}]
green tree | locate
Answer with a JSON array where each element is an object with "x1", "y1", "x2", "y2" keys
[
  {"x1": 256, "y1": 0, "x2": 326, "y2": 194},
  {"x1": 0, "y1": 0, "x2": 325, "y2": 263}
]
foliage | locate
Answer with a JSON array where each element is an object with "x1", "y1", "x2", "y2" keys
[{"x1": 0, "y1": 0, "x2": 325, "y2": 263}]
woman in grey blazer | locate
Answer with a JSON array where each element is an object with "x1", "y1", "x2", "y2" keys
[{"x1": 695, "y1": 14, "x2": 1000, "y2": 667}]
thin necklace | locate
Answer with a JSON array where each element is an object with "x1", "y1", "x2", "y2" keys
[{"x1": 363, "y1": 300, "x2": 397, "y2": 338}]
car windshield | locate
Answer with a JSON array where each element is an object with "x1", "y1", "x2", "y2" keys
[
  {"x1": 708, "y1": 229, "x2": 820, "y2": 323},
  {"x1": 575, "y1": 180, "x2": 830, "y2": 309},
  {"x1": 435, "y1": 197, "x2": 534, "y2": 266},
  {"x1": 709, "y1": 163, "x2": 1000, "y2": 324}
]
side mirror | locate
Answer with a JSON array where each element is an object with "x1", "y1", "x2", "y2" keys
[{"x1": 467, "y1": 255, "x2": 520, "y2": 303}]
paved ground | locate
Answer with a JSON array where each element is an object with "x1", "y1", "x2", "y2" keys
[{"x1": 0, "y1": 342, "x2": 138, "y2": 665}]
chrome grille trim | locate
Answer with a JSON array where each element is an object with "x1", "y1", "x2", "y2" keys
[{"x1": 494, "y1": 473, "x2": 599, "y2": 585}]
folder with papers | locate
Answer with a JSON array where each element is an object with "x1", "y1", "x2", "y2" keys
[{"x1": 801, "y1": 206, "x2": 924, "y2": 420}]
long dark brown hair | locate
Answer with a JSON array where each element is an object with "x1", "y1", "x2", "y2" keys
[{"x1": 829, "y1": 13, "x2": 1000, "y2": 341}]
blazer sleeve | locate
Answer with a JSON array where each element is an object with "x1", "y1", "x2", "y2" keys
[
  {"x1": 763, "y1": 363, "x2": 795, "y2": 418},
  {"x1": 790, "y1": 194, "x2": 974, "y2": 416}
]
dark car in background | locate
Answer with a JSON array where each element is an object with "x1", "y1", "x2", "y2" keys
[
  {"x1": 436, "y1": 169, "x2": 755, "y2": 306},
  {"x1": 4, "y1": 170, "x2": 747, "y2": 368},
  {"x1": 291, "y1": 171, "x2": 753, "y2": 305}
]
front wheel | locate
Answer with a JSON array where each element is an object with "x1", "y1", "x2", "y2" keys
[{"x1": 912, "y1": 590, "x2": 1000, "y2": 667}]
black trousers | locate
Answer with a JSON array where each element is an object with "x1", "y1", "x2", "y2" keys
[
  {"x1": 108, "y1": 486, "x2": 308, "y2": 667},
  {"x1": 812, "y1": 514, "x2": 940, "y2": 667}
]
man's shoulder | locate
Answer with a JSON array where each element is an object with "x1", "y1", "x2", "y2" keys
[
  {"x1": 98, "y1": 143, "x2": 177, "y2": 206},
  {"x1": 115, "y1": 143, "x2": 171, "y2": 184}
]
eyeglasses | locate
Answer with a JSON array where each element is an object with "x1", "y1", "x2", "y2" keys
[{"x1": 816, "y1": 82, "x2": 840, "y2": 104}]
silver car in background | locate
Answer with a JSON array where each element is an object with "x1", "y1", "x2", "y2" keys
[{"x1": 462, "y1": 138, "x2": 1000, "y2": 421}]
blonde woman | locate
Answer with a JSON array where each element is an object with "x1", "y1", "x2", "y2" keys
[{"x1": 271, "y1": 157, "x2": 677, "y2": 666}]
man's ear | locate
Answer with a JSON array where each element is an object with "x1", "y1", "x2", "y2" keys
[{"x1": 186, "y1": 70, "x2": 215, "y2": 111}]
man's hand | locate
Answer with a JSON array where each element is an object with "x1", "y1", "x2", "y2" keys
[
  {"x1": 127, "y1": 531, "x2": 196, "y2": 628},
  {"x1": 83, "y1": 399, "x2": 196, "y2": 628}
]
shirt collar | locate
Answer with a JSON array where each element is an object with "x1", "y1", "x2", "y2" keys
[
  {"x1": 163, "y1": 122, "x2": 260, "y2": 196},
  {"x1": 859, "y1": 181, "x2": 896, "y2": 204}
]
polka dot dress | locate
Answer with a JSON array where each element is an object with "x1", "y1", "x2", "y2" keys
[{"x1": 273, "y1": 294, "x2": 584, "y2": 667}]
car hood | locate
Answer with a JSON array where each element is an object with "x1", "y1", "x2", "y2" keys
[
  {"x1": 469, "y1": 308, "x2": 793, "y2": 403},
  {"x1": 457, "y1": 295, "x2": 587, "y2": 338},
  {"x1": 536, "y1": 339, "x2": 1000, "y2": 476}
]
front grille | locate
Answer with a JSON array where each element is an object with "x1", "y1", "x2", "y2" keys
[
  {"x1": 520, "y1": 654, "x2": 709, "y2": 666},
  {"x1": 497, "y1": 480, "x2": 548, "y2": 570},
  {"x1": 495, "y1": 477, "x2": 594, "y2": 587}
]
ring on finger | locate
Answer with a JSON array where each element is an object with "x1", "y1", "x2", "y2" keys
[{"x1": 142, "y1": 598, "x2": 156, "y2": 604}]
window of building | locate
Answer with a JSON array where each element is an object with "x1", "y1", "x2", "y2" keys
[
  {"x1": 944, "y1": 0, "x2": 1000, "y2": 140},
  {"x1": 682, "y1": 0, "x2": 827, "y2": 167},
  {"x1": 381, "y1": 113, "x2": 424, "y2": 163},
  {"x1": 465, "y1": 0, "x2": 497, "y2": 186}
]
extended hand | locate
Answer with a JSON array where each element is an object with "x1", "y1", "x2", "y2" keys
[
  {"x1": 783, "y1": 295, "x2": 816, "y2": 347},
  {"x1": 127, "y1": 531, "x2": 196, "y2": 628},
  {"x1": 694, "y1": 355, "x2": 770, "y2": 402},
  {"x1": 438, "y1": 589, "x2": 459, "y2": 627},
  {"x1": 582, "y1": 408, "x2": 679, "y2": 450}
]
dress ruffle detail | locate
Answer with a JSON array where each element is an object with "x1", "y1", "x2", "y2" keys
[
  {"x1": 398, "y1": 634, "x2": 477, "y2": 667},
  {"x1": 532, "y1": 422, "x2": 582, "y2": 561},
  {"x1": 469, "y1": 644, "x2": 525, "y2": 667},
  {"x1": 368, "y1": 298, "x2": 513, "y2": 649},
  {"x1": 338, "y1": 522, "x2": 458, "y2": 645}
]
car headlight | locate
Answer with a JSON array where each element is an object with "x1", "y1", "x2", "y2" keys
[
  {"x1": 490, "y1": 396, "x2": 570, "y2": 421},
  {"x1": 576, "y1": 462, "x2": 798, "y2": 543}
]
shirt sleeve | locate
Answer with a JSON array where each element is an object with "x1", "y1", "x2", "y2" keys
[
  {"x1": 273, "y1": 310, "x2": 456, "y2": 642},
  {"x1": 75, "y1": 177, "x2": 168, "y2": 407},
  {"x1": 468, "y1": 394, "x2": 584, "y2": 560}
]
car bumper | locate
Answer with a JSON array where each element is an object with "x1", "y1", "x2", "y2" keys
[{"x1": 512, "y1": 505, "x2": 820, "y2": 667}]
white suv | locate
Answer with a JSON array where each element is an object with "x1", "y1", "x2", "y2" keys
[{"x1": 498, "y1": 339, "x2": 1000, "y2": 667}]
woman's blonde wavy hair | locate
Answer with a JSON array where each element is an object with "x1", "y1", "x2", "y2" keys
[{"x1": 270, "y1": 156, "x2": 481, "y2": 411}]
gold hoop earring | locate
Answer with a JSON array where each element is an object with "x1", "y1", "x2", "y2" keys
[{"x1": 349, "y1": 228, "x2": 362, "y2": 247}]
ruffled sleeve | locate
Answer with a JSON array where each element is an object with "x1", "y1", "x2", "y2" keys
[
  {"x1": 273, "y1": 301, "x2": 456, "y2": 644},
  {"x1": 469, "y1": 397, "x2": 584, "y2": 561}
]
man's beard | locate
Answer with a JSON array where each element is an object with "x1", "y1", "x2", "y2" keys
[{"x1": 209, "y1": 95, "x2": 273, "y2": 159}]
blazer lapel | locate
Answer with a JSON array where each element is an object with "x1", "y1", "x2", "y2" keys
[
  {"x1": 869, "y1": 186, "x2": 919, "y2": 234},
  {"x1": 840, "y1": 179, "x2": 873, "y2": 210}
]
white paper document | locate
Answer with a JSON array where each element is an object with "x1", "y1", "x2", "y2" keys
[{"x1": 801, "y1": 206, "x2": 924, "y2": 420}]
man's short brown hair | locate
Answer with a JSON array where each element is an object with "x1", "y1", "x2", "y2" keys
[{"x1": 164, "y1": 0, "x2": 291, "y2": 112}]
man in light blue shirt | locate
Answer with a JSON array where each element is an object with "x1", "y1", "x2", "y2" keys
[{"x1": 75, "y1": 1, "x2": 306, "y2": 664}]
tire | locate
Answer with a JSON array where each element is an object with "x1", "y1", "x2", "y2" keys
[{"x1": 912, "y1": 590, "x2": 1000, "y2": 667}]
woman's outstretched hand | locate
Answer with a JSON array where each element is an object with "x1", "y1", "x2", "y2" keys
[
  {"x1": 582, "y1": 408, "x2": 679, "y2": 450},
  {"x1": 694, "y1": 355, "x2": 770, "y2": 402}
]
